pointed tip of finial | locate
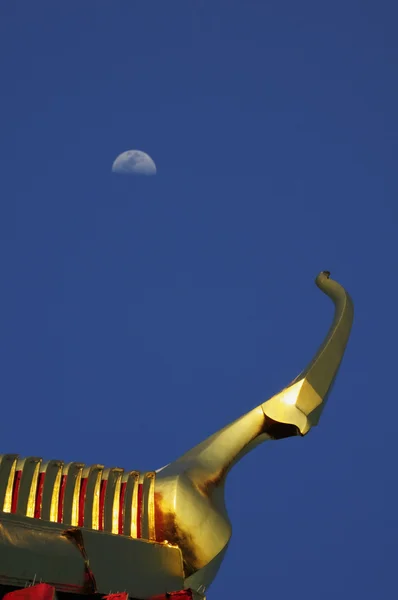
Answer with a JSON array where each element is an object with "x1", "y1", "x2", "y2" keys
[{"x1": 315, "y1": 270, "x2": 331, "y2": 287}]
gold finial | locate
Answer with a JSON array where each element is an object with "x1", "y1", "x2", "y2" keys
[
  {"x1": 262, "y1": 270, "x2": 354, "y2": 434},
  {"x1": 170, "y1": 270, "x2": 354, "y2": 480},
  {"x1": 156, "y1": 272, "x2": 354, "y2": 592}
]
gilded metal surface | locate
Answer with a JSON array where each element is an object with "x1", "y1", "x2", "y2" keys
[
  {"x1": 122, "y1": 470, "x2": 140, "y2": 538},
  {"x1": 0, "y1": 513, "x2": 87, "y2": 593},
  {"x1": 102, "y1": 467, "x2": 124, "y2": 534},
  {"x1": 142, "y1": 471, "x2": 156, "y2": 541},
  {"x1": 0, "y1": 455, "x2": 17, "y2": 513},
  {"x1": 0, "y1": 459, "x2": 151, "y2": 542},
  {"x1": 261, "y1": 271, "x2": 354, "y2": 434},
  {"x1": 78, "y1": 526, "x2": 184, "y2": 598},
  {"x1": 41, "y1": 460, "x2": 63, "y2": 522},
  {"x1": 0, "y1": 512, "x2": 185, "y2": 598},
  {"x1": 0, "y1": 272, "x2": 353, "y2": 600},
  {"x1": 62, "y1": 462, "x2": 84, "y2": 526},
  {"x1": 154, "y1": 271, "x2": 354, "y2": 596},
  {"x1": 17, "y1": 457, "x2": 41, "y2": 518},
  {"x1": 81, "y1": 464, "x2": 103, "y2": 530}
]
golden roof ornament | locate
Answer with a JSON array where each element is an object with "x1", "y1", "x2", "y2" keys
[{"x1": 0, "y1": 271, "x2": 353, "y2": 600}]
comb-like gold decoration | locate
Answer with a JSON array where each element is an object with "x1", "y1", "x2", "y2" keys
[{"x1": 0, "y1": 457, "x2": 148, "y2": 540}]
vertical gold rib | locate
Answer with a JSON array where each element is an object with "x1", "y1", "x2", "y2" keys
[
  {"x1": 101, "y1": 467, "x2": 110, "y2": 530},
  {"x1": 83, "y1": 465, "x2": 103, "y2": 530},
  {"x1": 92, "y1": 467, "x2": 102, "y2": 530},
  {"x1": 17, "y1": 457, "x2": 41, "y2": 518},
  {"x1": 103, "y1": 468, "x2": 124, "y2": 533},
  {"x1": 41, "y1": 460, "x2": 64, "y2": 522},
  {"x1": 112, "y1": 470, "x2": 123, "y2": 534},
  {"x1": 27, "y1": 461, "x2": 41, "y2": 518},
  {"x1": 50, "y1": 463, "x2": 63, "y2": 522},
  {"x1": 62, "y1": 463, "x2": 84, "y2": 526},
  {"x1": 72, "y1": 468, "x2": 82, "y2": 526},
  {"x1": 122, "y1": 471, "x2": 140, "y2": 538},
  {"x1": 0, "y1": 455, "x2": 18, "y2": 513},
  {"x1": 130, "y1": 472, "x2": 139, "y2": 538},
  {"x1": 142, "y1": 471, "x2": 156, "y2": 541}
]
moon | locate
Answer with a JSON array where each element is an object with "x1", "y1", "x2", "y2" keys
[{"x1": 112, "y1": 150, "x2": 157, "y2": 176}]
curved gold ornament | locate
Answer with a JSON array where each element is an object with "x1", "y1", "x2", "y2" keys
[
  {"x1": 0, "y1": 271, "x2": 353, "y2": 600},
  {"x1": 154, "y1": 270, "x2": 354, "y2": 595}
]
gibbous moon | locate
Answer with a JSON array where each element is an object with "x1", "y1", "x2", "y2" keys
[{"x1": 112, "y1": 150, "x2": 157, "y2": 176}]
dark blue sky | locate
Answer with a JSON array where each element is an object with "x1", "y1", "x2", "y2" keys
[{"x1": 0, "y1": 2, "x2": 397, "y2": 599}]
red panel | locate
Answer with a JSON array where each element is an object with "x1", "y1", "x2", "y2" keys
[
  {"x1": 78, "y1": 477, "x2": 88, "y2": 527},
  {"x1": 34, "y1": 472, "x2": 46, "y2": 518},
  {"x1": 4, "y1": 583, "x2": 55, "y2": 600},
  {"x1": 98, "y1": 479, "x2": 107, "y2": 531},
  {"x1": 3, "y1": 585, "x2": 192, "y2": 600},
  {"x1": 118, "y1": 481, "x2": 126, "y2": 534},
  {"x1": 10, "y1": 470, "x2": 22, "y2": 513},
  {"x1": 58, "y1": 474, "x2": 67, "y2": 522},
  {"x1": 137, "y1": 483, "x2": 143, "y2": 538}
]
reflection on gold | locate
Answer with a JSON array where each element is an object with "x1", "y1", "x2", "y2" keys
[
  {"x1": 262, "y1": 271, "x2": 354, "y2": 434},
  {"x1": 1, "y1": 455, "x2": 17, "y2": 513},
  {"x1": 71, "y1": 468, "x2": 82, "y2": 527},
  {"x1": 25, "y1": 459, "x2": 41, "y2": 518},
  {"x1": 112, "y1": 472, "x2": 122, "y2": 535},
  {"x1": 91, "y1": 469, "x2": 103, "y2": 530},
  {"x1": 130, "y1": 472, "x2": 139, "y2": 539},
  {"x1": 50, "y1": 464, "x2": 63, "y2": 523},
  {"x1": 145, "y1": 472, "x2": 156, "y2": 541}
]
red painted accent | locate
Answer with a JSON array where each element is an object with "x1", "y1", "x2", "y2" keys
[
  {"x1": 11, "y1": 470, "x2": 22, "y2": 513},
  {"x1": 3, "y1": 583, "x2": 55, "y2": 600},
  {"x1": 102, "y1": 594, "x2": 128, "y2": 600},
  {"x1": 118, "y1": 481, "x2": 126, "y2": 534},
  {"x1": 98, "y1": 479, "x2": 107, "y2": 531},
  {"x1": 102, "y1": 593, "x2": 192, "y2": 600},
  {"x1": 34, "y1": 472, "x2": 46, "y2": 518},
  {"x1": 1, "y1": 582, "x2": 86, "y2": 595},
  {"x1": 58, "y1": 474, "x2": 67, "y2": 522},
  {"x1": 137, "y1": 483, "x2": 143, "y2": 538},
  {"x1": 150, "y1": 591, "x2": 193, "y2": 600},
  {"x1": 78, "y1": 477, "x2": 88, "y2": 527}
]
